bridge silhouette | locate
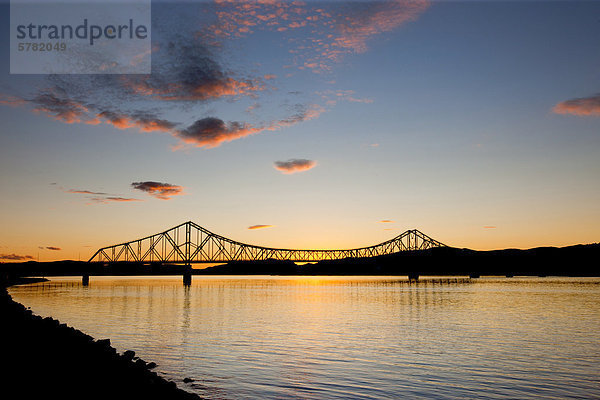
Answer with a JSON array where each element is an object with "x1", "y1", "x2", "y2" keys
[{"x1": 89, "y1": 221, "x2": 446, "y2": 264}]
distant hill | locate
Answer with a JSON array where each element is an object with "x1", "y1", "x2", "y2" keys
[
  {"x1": 196, "y1": 243, "x2": 600, "y2": 277},
  {"x1": 2, "y1": 243, "x2": 599, "y2": 278}
]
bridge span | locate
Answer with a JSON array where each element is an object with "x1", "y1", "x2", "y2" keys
[{"x1": 89, "y1": 221, "x2": 447, "y2": 264}]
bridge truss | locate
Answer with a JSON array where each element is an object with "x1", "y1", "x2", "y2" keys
[{"x1": 88, "y1": 221, "x2": 446, "y2": 264}]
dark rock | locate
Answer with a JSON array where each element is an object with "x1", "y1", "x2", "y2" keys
[
  {"x1": 123, "y1": 350, "x2": 136, "y2": 361},
  {"x1": 135, "y1": 359, "x2": 147, "y2": 368},
  {"x1": 146, "y1": 362, "x2": 157, "y2": 369},
  {"x1": 183, "y1": 377, "x2": 194, "y2": 383},
  {"x1": 0, "y1": 286, "x2": 200, "y2": 399}
]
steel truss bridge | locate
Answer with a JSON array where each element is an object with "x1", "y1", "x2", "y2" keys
[{"x1": 89, "y1": 221, "x2": 446, "y2": 264}]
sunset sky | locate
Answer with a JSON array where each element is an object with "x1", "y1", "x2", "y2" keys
[{"x1": 1, "y1": 0, "x2": 599, "y2": 262}]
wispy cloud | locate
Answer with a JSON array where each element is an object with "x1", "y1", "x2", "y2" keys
[
  {"x1": 31, "y1": 92, "x2": 90, "y2": 124},
  {"x1": 319, "y1": 89, "x2": 373, "y2": 106},
  {"x1": 271, "y1": 104, "x2": 325, "y2": 129},
  {"x1": 66, "y1": 189, "x2": 108, "y2": 195},
  {"x1": 0, "y1": 94, "x2": 26, "y2": 107},
  {"x1": 64, "y1": 187, "x2": 141, "y2": 204},
  {"x1": 175, "y1": 103, "x2": 326, "y2": 149},
  {"x1": 204, "y1": 0, "x2": 429, "y2": 72},
  {"x1": 131, "y1": 181, "x2": 184, "y2": 200},
  {"x1": 45, "y1": 246, "x2": 62, "y2": 251},
  {"x1": 379, "y1": 220, "x2": 394, "y2": 223},
  {"x1": 88, "y1": 197, "x2": 142, "y2": 204},
  {"x1": 0, "y1": 253, "x2": 34, "y2": 261},
  {"x1": 96, "y1": 111, "x2": 178, "y2": 133},
  {"x1": 248, "y1": 224, "x2": 274, "y2": 230},
  {"x1": 273, "y1": 159, "x2": 317, "y2": 174},
  {"x1": 483, "y1": 226, "x2": 497, "y2": 229},
  {"x1": 553, "y1": 94, "x2": 600, "y2": 116}
]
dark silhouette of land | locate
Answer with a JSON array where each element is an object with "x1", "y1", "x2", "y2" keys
[
  {"x1": 0, "y1": 278, "x2": 201, "y2": 399},
  {"x1": 2, "y1": 243, "x2": 599, "y2": 278}
]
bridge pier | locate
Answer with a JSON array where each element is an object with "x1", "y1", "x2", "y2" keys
[
  {"x1": 408, "y1": 272, "x2": 419, "y2": 281},
  {"x1": 82, "y1": 274, "x2": 89, "y2": 286},
  {"x1": 183, "y1": 267, "x2": 192, "y2": 286}
]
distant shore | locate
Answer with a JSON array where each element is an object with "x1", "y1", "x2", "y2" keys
[
  {"x1": 1, "y1": 277, "x2": 200, "y2": 400},
  {"x1": 3, "y1": 242, "x2": 598, "y2": 279}
]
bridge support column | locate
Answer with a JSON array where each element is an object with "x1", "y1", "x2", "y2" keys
[
  {"x1": 408, "y1": 272, "x2": 419, "y2": 281},
  {"x1": 183, "y1": 266, "x2": 192, "y2": 286},
  {"x1": 82, "y1": 274, "x2": 89, "y2": 286}
]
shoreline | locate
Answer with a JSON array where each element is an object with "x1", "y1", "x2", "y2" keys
[{"x1": 1, "y1": 278, "x2": 201, "y2": 399}]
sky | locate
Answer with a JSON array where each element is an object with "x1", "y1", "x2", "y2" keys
[{"x1": 1, "y1": 0, "x2": 599, "y2": 262}]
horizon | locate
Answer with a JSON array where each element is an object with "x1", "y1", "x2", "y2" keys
[{"x1": 1, "y1": 0, "x2": 600, "y2": 262}]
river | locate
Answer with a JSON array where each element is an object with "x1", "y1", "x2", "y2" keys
[{"x1": 8, "y1": 276, "x2": 600, "y2": 399}]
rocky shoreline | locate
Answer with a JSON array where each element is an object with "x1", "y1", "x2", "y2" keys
[{"x1": 1, "y1": 278, "x2": 200, "y2": 399}]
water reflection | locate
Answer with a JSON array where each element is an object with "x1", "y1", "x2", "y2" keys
[{"x1": 9, "y1": 276, "x2": 600, "y2": 399}]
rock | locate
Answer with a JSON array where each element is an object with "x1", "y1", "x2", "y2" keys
[
  {"x1": 183, "y1": 377, "x2": 194, "y2": 383},
  {"x1": 135, "y1": 359, "x2": 147, "y2": 368},
  {"x1": 123, "y1": 350, "x2": 136, "y2": 361},
  {"x1": 146, "y1": 362, "x2": 157, "y2": 370}
]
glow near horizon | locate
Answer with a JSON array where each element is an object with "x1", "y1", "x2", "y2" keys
[{"x1": 0, "y1": 1, "x2": 599, "y2": 262}]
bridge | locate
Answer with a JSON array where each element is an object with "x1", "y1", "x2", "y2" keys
[
  {"x1": 88, "y1": 221, "x2": 447, "y2": 283},
  {"x1": 89, "y1": 221, "x2": 446, "y2": 264}
]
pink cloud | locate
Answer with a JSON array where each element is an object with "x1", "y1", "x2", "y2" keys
[
  {"x1": 248, "y1": 224, "x2": 274, "y2": 230},
  {"x1": 273, "y1": 158, "x2": 317, "y2": 174},
  {"x1": 96, "y1": 111, "x2": 177, "y2": 133},
  {"x1": 553, "y1": 94, "x2": 600, "y2": 116},
  {"x1": 131, "y1": 181, "x2": 184, "y2": 200}
]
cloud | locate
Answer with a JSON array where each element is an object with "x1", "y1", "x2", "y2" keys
[
  {"x1": 88, "y1": 197, "x2": 142, "y2": 204},
  {"x1": 0, "y1": 2, "x2": 411, "y2": 151},
  {"x1": 31, "y1": 92, "x2": 90, "y2": 123},
  {"x1": 45, "y1": 246, "x2": 62, "y2": 251},
  {"x1": 553, "y1": 94, "x2": 600, "y2": 116},
  {"x1": 24, "y1": 90, "x2": 179, "y2": 134},
  {"x1": 0, "y1": 94, "x2": 26, "y2": 107},
  {"x1": 246, "y1": 102, "x2": 261, "y2": 113},
  {"x1": 96, "y1": 111, "x2": 178, "y2": 133},
  {"x1": 330, "y1": 1, "x2": 430, "y2": 55},
  {"x1": 379, "y1": 220, "x2": 394, "y2": 223},
  {"x1": 0, "y1": 25, "x2": 266, "y2": 139},
  {"x1": 205, "y1": 0, "x2": 429, "y2": 72},
  {"x1": 0, "y1": 253, "x2": 34, "y2": 261},
  {"x1": 122, "y1": 40, "x2": 264, "y2": 101},
  {"x1": 66, "y1": 189, "x2": 108, "y2": 195},
  {"x1": 131, "y1": 181, "x2": 184, "y2": 200},
  {"x1": 248, "y1": 224, "x2": 274, "y2": 230},
  {"x1": 273, "y1": 158, "x2": 317, "y2": 174},
  {"x1": 483, "y1": 226, "x2": 497, "y2": 229},
  {"x1": 175, "y1": 117, "x2": 265, "y2": 149},
  {"x1": 174, "y1": 103, "x2": 326, "y2": 149}
]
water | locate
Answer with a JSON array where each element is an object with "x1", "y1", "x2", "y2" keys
[{"x1": 8, "y1": 276, "x2": 600, "y2": 399}]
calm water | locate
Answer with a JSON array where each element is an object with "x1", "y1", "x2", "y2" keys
[{"x1": 8, "y1": 276, "x2": 600, "y2": 399}]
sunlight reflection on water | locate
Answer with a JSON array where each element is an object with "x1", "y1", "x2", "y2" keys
[{"x1": 9, "y1": 276, "x2": 600, "y2": 399}]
